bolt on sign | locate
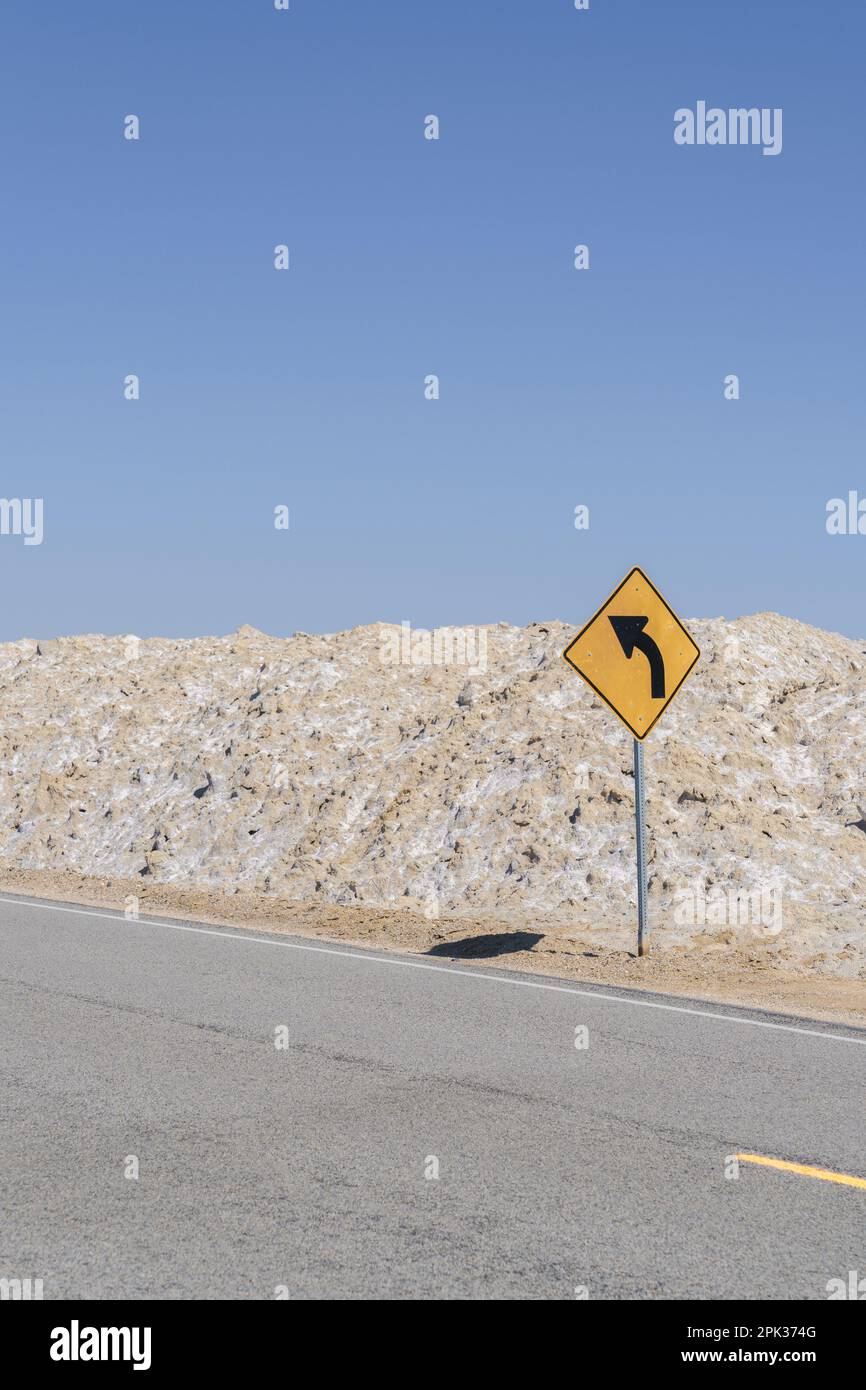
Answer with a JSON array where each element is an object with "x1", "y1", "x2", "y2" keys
[{"x1": 562, "y1": 567, "x2": 700, "y2": 740}]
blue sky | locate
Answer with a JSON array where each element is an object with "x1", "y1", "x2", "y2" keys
[{"x1": 1, "y1": 0, "x2": 864, "y2": 640}]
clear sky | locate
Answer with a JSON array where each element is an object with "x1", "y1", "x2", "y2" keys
[{"x1": 1, "y1": 1, "x2": 863, "y2": 641}]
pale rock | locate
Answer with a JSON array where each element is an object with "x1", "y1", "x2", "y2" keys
[{"x1": 0, "y1": 613, "x2": 862, "y2": 973}]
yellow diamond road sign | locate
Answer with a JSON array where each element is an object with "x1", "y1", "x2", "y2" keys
[{"x1": 562, "y1": 567, "x2": 700, "y2": 740}]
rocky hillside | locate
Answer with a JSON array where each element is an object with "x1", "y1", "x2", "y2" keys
[{"x1": 0, "y1": 616, "x2": 864, "y2": 971}]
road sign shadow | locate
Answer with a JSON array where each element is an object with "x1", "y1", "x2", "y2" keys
[{"x1": 426, "y1": 931, "x2": 544, "y2": 960}]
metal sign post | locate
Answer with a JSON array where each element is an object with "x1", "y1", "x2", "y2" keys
[{"x1": 633, "y1": 737, "x2": 649, "y2": 956}]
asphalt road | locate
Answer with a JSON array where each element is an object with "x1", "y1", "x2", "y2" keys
[{"x1": 0, "y1": 893, "x2": 864, "y2": 1300}]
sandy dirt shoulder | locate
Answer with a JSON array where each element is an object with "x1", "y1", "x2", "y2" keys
[{"x1": 1, "y1": 866, "x2": 863, "y2": 1031}]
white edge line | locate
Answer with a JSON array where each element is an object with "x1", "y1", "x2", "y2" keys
[{"x1": 2, "y1": 891, "x2": 865, "y2": 1047}]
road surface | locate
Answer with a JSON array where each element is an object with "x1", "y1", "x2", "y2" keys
[{"x1": 0, "y1": 893, "x2": 864, "y2": 1299}]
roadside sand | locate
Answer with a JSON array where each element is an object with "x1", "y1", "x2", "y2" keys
[{"x1": 3, "y1": 866, "x2": 864, "y2": 1030}]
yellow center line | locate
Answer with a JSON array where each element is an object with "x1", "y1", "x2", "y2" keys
[{"x1": 735, "y1": 1153, "x2": 866, "y2": 1191}]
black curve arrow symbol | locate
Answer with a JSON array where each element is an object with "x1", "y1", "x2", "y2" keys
[{"x1": 609, "y1": 615, "x2": 666, "y2": 699}]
